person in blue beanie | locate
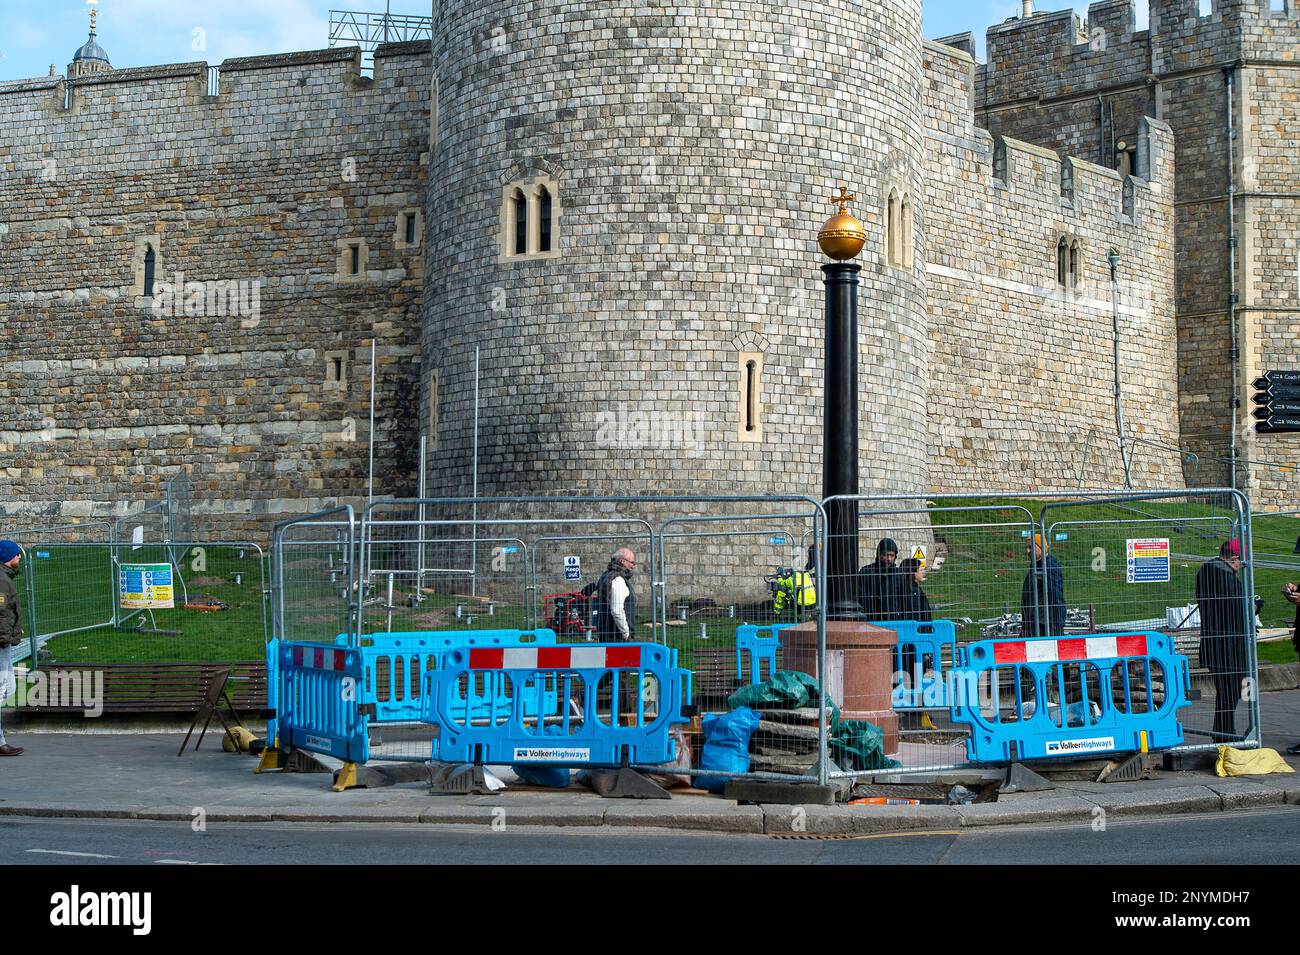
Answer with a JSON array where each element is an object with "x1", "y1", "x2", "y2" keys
[{"x1": 0, "y1": 540, "x2": 25, "y2": 756}]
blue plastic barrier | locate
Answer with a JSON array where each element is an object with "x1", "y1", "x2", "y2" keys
[
  {"x1": 949, "y1": 632, "x2": 1191, "y2": 763},
  {"x1": 735, "y1": 623, "x2": 791, "y2": 684},
  {"x1": 877, "y1": 619, "x2": 957, "y2": 710},
  {"x1": 424, "y1": 642, "x2": 692, "y2": 767},
  {"x1": 265, "y1": 637, "x2": 280, "y2": 748},
  {"x1": 341, "y1": 629, "x2": 559, "y2": 723},
  {"x1": 276, "y1": 641, "x2": 369, "y2": 763}
]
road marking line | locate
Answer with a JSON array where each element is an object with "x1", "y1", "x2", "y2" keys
[
  {"x1": 27, "y1": 849, "x2": 118, "y2": 859},
  {"x1": 155, "y1": 860, "x2": 223, "y2": 865}
]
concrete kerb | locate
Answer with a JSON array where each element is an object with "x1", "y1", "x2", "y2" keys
[
  {"x1": 0, "y1": 784, "x2": 1291, "y2": 833},
  {"x1": 1, "y1": 731, "x2": 1296, "y2": 835}
]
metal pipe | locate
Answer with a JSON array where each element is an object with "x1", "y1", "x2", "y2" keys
[
  {"x1": 1109, "y1": 250, "x2": 1134, "y2": 488},
  {"x1": 1225, "y1": 64, "x2": 1241, "y2": 490},
  {"x1": 1097, "y1": 95, "x2": 1105, "y2": 166},
  {"x1": 471, "y1": 345, "x2": 480, "y2": 597},
  {"x1": 368, "y1": 339, "x2": 377, "y2": 508},
  {"x1": 417, "y1": 434, "x2": 427, "y2": 600}
]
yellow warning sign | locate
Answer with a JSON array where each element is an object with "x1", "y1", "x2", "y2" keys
[{"x1": 911, "y1": 545, "x2": 926, "y2": 567}]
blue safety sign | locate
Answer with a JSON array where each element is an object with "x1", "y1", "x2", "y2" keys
[{"x1": 564, "y1": 555, "x2": 581, "y2": 581}]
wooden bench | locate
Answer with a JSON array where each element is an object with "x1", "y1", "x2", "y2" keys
[{"x1": 15, "y1": 662, "x2": 267, "y2": 714}]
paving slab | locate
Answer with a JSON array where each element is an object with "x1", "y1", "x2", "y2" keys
[
  {"x1": 1201, "y1": 778, "x2": 1287, "y2": 810},
  {"x1": 1065, "y1": 785, "x2": 1222, "y2": 817},
  {"x1": 849, "y1": 804, "x2": 963, "y2": 834},
  {"x1": 954, "y1": 796, "x2": 1098, "y2": 828},
  {"x1": 762, "y1": 804, "x2": 857, "y2": 835},
  {"x1": 604, "y1": 800, "x2": 765, "y2": 834}
]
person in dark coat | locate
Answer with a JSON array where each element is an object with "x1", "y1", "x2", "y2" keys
[
  {"x1": 1197, "y1": 540, "x2": 1249, "y2": 741},
  {"x1": 0, "y1": 540, "x2": 24, "y2": 757},
  {"x1": 1020, "y1": 534, "x2": 1066, "y2": 637},
  {"x1": 594, "y1": 548, "x2": 636, "y2": 642},
  {"x1": 858, "y1": 538, "x2": 907, "y2": 621},
  {"x1": 898, "y1": 557, "x2": 933, "y2": 623}
]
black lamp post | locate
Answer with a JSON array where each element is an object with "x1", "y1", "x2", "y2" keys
[{"x1": 817, "y1": 187, "x2": 867, "y2": 619}]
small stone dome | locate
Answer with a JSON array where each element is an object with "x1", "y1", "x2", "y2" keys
[
  {"x1": 68, "y1": 10, "x2": 112, "y2": 78},
  {"x1": 72, "y1": 34, "x2": 110, "y2": 67}
]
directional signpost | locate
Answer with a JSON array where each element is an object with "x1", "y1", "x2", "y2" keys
[{"x1": 1251, "y1": 372, "x2": 1300, "y2": 434}]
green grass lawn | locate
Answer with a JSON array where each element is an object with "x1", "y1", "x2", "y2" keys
[
  {"x1": 17, "y1": 496, "x2": 1300, "y2": 669},
  {"x1": 29, "y1": 545, "x2": 268, "y2": 664},
  {"x1": 923, "y1": 497, "x2": 1300, "y2": 637}
]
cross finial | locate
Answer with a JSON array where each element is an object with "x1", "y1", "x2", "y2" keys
[
  {"x1": 829, "y1": 185, "x2": 856, "y2": 215},
  {"x1": 90, "y1": 8, "x2": 98, "y2": 33}
]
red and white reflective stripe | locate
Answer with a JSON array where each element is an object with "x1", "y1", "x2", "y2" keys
[
  {"x1": 993, "y1": 634, "x2": 1148, "y2": 664},
  {"x1": 468, "y1": 645, "x2": 642, "y2": 670},
  {"x1": 291, "y1": 645, "x2": 349, "y2": 672}
]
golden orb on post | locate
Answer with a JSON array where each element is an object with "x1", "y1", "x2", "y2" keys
[{"x1": 817, "y1": 185, "x2": 867, "y2": 261}]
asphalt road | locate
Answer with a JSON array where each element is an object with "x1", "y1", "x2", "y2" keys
[{"x1": 3, "y1": 805, "x2": 1298, "y2": 865}]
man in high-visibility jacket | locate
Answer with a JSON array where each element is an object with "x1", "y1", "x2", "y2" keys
[{"x1": 772, "y1": 567, "x2": 816, "y2": 617}]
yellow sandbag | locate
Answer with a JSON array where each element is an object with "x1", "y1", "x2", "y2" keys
[
  {"x1": 1215, "y1": 745, "x2": 1296, "y2": 777},
  {"x1": 221, "y1": 725, "x2": 258, "y2": 753}
]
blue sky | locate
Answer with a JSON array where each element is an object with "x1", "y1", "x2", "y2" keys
[{"x1": 0, "y1": 1, "x2": 1140, "y2": 82}]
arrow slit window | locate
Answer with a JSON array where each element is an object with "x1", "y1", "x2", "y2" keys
[{"x1": 738, "y1": 351, "x2": 763, "y2": 442}]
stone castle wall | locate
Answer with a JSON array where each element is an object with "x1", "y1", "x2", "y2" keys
[
  {"x1": 0, "y1": 42, "x2": 432, "y2": 538},
  {"x1": 949, "y1": 0, "x2": 1300, "y2": 501},
  {"x1": 922, "y1": 39, "x2": 1184, "y2": 491}
]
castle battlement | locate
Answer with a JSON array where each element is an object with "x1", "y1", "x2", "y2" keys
[
  {"x1": 924, "y1": 39, "x2": 1172, "y2": 229},
  {"x1": 0, "y1": 42, "x2": 431, "y2": 119},
  {"x1": 952, "y1": 0, "x2": 1298, "y2": 107}
]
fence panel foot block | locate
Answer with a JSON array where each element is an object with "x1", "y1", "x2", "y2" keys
[{"x1": 588, "y1": 768, "x2": 671, "y2": 800}]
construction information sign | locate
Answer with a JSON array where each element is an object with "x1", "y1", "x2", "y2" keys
[
  {"x1": 119, "y1": 563, "x2": 174, "y2": 610},
  {"x1": 1126, "y1": 538, "x2": 1171, "y2": 584}
]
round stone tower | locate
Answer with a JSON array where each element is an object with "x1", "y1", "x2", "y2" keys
[{"x1": 422, "y1": 0, "x2": 929, "y2": 505}]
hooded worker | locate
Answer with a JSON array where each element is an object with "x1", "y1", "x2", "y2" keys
[{"x1": 858, "y1": 538, "x2": 907, "y2": 622}]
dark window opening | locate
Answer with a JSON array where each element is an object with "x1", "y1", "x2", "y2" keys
[
  {"x1": 1056, "y1": 238, "x2": 1068, "y2": 287},
  {"x1": 744, "y1": 360, "x2": 758, "y2": 433},
  {"x1": 405, "y1": 214, "x2": 416, "y2": 246},
  {"x1": 538, "y1": 186, "x2": 552, "y2": 253},
  {"x1": 143, "y1": 245, "x2": 156, "y2": 298},
  {"x1": 513, "y1": 190, "x2": 528, "y2": 256},
  {"x1": 349, "y1": 244, "x2": 361, "y2": 275}
]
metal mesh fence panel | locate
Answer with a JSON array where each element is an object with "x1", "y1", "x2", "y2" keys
[
  {"x1": 822, "y1": 489, "x2": 1260, "y2": 779},
  {"x1": 825, "y1": 498, "x2": 1037, "y2": 774},
  {"x1": 13, "y1": 541, "x2": 267, "y2": 666},
  {"x1": 1038, "y1": 490, "x2": 1259, "y2": 752},
  {"x1": 1, "y1": 522, "x2": 116, "y2": 665},
  {"x1": 272, "y1": 508, "x2": 355, "y2": 648},
  {"x1": 349, "y1": 497, "x2": 829, "y2": 775}
]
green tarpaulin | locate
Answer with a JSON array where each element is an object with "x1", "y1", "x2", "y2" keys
[{"x1": 726, "y1": 670, "x2": 900, "y2": 772}]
